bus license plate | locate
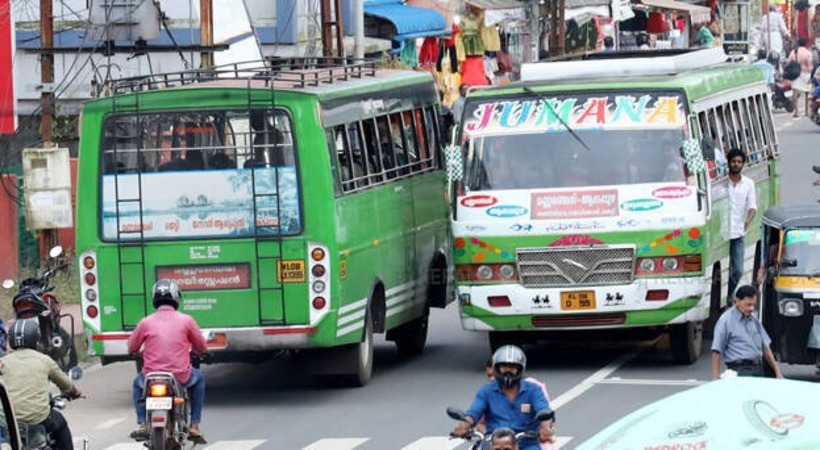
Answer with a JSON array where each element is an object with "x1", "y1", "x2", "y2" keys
[
  {"x1": 560, "y1": 291, "x2": 596, "y2": 310},
  {"x1": 146, "y1": 397, "x2": 172, "y2": 410}
]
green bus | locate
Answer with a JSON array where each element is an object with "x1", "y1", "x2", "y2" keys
[
  {"x1": 76, "y1": 60, "x2": 452, "y2": 385},
  {"x1": 446, "y1": 48, "x2": 779, "y2": 363}
]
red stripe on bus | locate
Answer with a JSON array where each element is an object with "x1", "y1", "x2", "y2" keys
[
  {"x1": 261, "y1": 327, "x2": 316, "y2": 335},
  {"x1": 92, "y1": 333, "x2": 131, "y2": 341}
]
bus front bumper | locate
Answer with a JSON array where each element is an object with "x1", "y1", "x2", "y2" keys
[{"x1": 457, "y1": 278, "x2": 708, "y2": 331}]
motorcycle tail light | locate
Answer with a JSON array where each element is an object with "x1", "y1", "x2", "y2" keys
[
  {"x1": 173, "y1": 397, "x2": 185, "y2": 406},
  {"x1": 148, "y1": 383, "x2": 169, "y2": 397},
  {"x1": 14, "y1": 300, "x2": 36, "y2": 311}
]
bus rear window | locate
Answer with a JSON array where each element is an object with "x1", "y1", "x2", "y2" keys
[{"x1": 99, "y1": 109, "x2": 301, "y2": 240}]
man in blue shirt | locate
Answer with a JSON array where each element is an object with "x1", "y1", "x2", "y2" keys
[
  {"x1": 452, "y1": 346, "x2": 555, "y2": 450},
  {"x1": 752, "y1": 49, "x2": 776, "y2": 84},
  {"x1": 711, "y1": 285, "x2": 784, "y2": 379}
]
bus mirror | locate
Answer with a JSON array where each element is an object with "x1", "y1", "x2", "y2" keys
[
  {"x1": 444, "y1": 145, "x2": 463, "y2": 182},
  {"x1": 682, "y1": 139, "x2": 706, "y2": 174}
]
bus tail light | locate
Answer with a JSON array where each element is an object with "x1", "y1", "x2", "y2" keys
[
  {"x1": 80, "y1": 250, "x2": 101, "y2": 333},
  {"x1": 455, "y1": 264, "x2": 518, "y2": 282},
  {"x1": 86, "y1": 305, "x2": 99, "y2": 318},
  {"x1": 308, "y1": 243, "x2": 329, "y2": 314},
  {"x1": 488, "y1": 295, "x2": 512, "y2": 307}
]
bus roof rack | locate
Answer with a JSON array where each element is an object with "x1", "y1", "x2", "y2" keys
[
  {"x1": 107, "y1": 57, "x2": 379, "y2": 95},
  {"x1": 520, "y1": 47, "x2": 729, "y2": 83}
]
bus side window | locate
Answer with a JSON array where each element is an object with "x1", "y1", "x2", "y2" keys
[
  {"x1": 375, "y1": 115, "x2": 397, "y2": 179},
  {"x1": 361, "y1": 118, "x2": 384, "y2": 184},
  {"x1": 422, "y1": 105, "x2": 441, "y2": 169},
  {"x1": 331, "y1": 124, "x2": 356, "y2": 191},
  {"x1": 402, "y1": 111, "x2": 420, "y2": 170},
  {"x1": 347, "y1": 122, "x2": 369, "y2": 188},
  {"x1": 412, "y1": 108, "x2": 429, "y2": 172},
  {"x1": 389, "y1": 113, "x2": 410, "y2": 175},
  {"x1": 326, "y1": 129, "x2": 344, "y2": 194}
]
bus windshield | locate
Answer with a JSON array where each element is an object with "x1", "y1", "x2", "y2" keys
[
  {"x1": 100, "y1": 109, "x2": 301, "y2": 240},
  {"x1": 461, "y1": 91, "x2": 688, "y2": 191},
  {"x1": 465, "y1": 128, "x2": 686, "y2": 191}
]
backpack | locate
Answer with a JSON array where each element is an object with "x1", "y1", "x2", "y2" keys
[{"x1": 784, "y1": 58, "x2": 801, "y2": 81}]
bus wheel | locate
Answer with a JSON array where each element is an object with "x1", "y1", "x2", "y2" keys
[
  {"x1": 393, "y1": 305, "x2": 429, "y2": 357},
  {"x1": 704, "y1": 266, "x2": 722, "y2": 339},
  {"x1": 338, "y1": 310, "x2": 374, "y2": 387},
  {"x1": 669, "y1": 321, "x2": 703, "y2": 365}
]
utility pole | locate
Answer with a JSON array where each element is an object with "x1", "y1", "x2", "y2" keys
[
  {"x1": 200, "y1": 0, "x2": 214, "y2": 69},
  {"x1": 40, "y1": 0, "x2": 53, "y2": 143},
  {"x1": 529, "y1": 0, "x2": 539, "y2": 62},
  {"x1": 334, "y1": 0, "x2": 345, "y2": 58},
  {"x1": 321, "y1": 0, "x2": 333, "y2": 57},
  {"x1": 39, "y1": 0, "x2": 57, "y2": 260}
]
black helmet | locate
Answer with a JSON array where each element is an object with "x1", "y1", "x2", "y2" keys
[
  {"x1": 491, "y1": 345, "x2": 526, "y2": 389},
  {"x1": 10, "y1": 318, "x2": 41, "y2": 350},
  {"x1": 152, "y1": 279, "x2": 181, "y2": 309}
]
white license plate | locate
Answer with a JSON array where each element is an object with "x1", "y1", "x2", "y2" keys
[{"x1": 146, "y1": 397, "x2": 172, "y2": 410}]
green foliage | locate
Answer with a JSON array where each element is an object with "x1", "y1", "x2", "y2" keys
[{"x1": 375, "y1": 52, "x2": 412, "y2": 70}]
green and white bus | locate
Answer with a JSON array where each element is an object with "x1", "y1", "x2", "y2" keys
[
  {"x1": 447, "y1": 48, "x2": 779, "y2": 363},
  {"x1": 76, "y1": 60, "x2": 451, "y2": 385}
]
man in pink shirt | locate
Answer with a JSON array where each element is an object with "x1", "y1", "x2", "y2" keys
[{"x1": 128, "y1": 279, "x2": 208, "y2": 442}]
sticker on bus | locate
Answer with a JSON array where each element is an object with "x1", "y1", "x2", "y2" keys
[{"x1": 156, "y1": 264, "x2": 251, "y2": 290}]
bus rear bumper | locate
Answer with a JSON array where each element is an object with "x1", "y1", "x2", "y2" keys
[{"x1": 92, "y1": 325, "x2": 318, "y2": 357}]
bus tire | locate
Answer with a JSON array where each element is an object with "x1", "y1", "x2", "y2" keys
[
  {"x1": 393, "y1": 304, "x2": 429, "y2": 357},
  {"x1": 704, "y1": 265, "x2": 722, "y2": 339},
  {"x1": 669, "y1": 321, "x2": 703, "y2": 365},
  {"x1": 338, "y1": 309, "x2": 374, "y2": 387}
]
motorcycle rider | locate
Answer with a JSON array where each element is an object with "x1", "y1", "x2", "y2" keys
[
  {"x1": 0, "y1": 318, "x2": 82, "y2": 450},
  {"x1": 128, "y1": 279, "x2": 209, "y2": 442},
  {"x1": 452, "y1": 345, "x2": 555, "y2": 450}
]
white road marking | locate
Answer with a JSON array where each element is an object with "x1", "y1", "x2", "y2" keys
[
  {"x1": 302, "y1": 438, "x2": 370, "y2": 450},
  {"x1": 94, "y1": 417, "x2": 127, "y2": 430},
  {"x1": 549, "y1": 343, "x2": 653, "y2": 410},
  {"x1": 400, "y1": 436, "x2": 465, "y2": 450},
  {"x1": 97, "y1": 444, "x2": 144, "y2": 450},
  {"x1": 598, "y1": 377, "x2": 706, "y2": 386},
  {"x1": 554, "y1": 436, "x2": 574, "y2": 449},
  {"x1": 204, "y1": 440, "x2": 266, "y2": 449}
]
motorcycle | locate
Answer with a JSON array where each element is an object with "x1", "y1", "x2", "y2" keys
[
  {"x1": 135, "y1": 354, "x2": 210, "y2": 449},
  {"x1": 2, "y1": 246, "x2": 77, "y2": 372},
  {"x1": 19, "y1": 367, "x2": 84, "y2": 450},
  {"x1": 446, "y1": 406, "x2": 555, "y2": 450},
  {"x1": 771, "y1": 77, "x2": 795, "y2": 113}
]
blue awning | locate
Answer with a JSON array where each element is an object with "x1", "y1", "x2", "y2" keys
[{"x1": 364, "y1": 0, "x2": 448, "y2": 41}]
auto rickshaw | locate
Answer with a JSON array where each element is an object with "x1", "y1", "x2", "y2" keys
[{"x1": 759, "y1": 204, "x2": 820, "y2": 371}]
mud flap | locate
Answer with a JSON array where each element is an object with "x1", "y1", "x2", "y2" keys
[{"x1": 807, "y1": 316, "x2": 820, "y2": 349}]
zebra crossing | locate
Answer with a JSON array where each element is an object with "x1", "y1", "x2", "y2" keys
[{"x1": 77, "y1": 435, "x2": 574, "y2": 449}]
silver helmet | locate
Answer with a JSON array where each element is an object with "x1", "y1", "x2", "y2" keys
[{"x1": 491, "y1": 345, "x2": 527, "y2": 389}]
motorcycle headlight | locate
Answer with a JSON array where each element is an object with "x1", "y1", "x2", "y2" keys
[{"x1": 778, "y1": 298, "x2": 803, "y2": 317}]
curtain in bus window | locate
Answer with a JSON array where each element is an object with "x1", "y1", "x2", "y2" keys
[{"x1": 99, "y1": 110, "x2": 301, "y2": 240}]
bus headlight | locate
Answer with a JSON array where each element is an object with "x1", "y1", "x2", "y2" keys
[
  {"x1": 476, "y1": 265, "x2": 493, "y2": 280},
  {"x1": 639, "y1": 258, "x2": 656, "y2": 273},
  {"x1": 662, "y1": 257, "x2": 679, "y2": 271},
  {"x1": 498, "y1": 264, "x2": 516, "y2": 279},
  {"x1": 778, "y1": 298, "x2": 803, "y2": 317}
]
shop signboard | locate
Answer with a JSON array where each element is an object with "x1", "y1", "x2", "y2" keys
[{"x1": 722, "y1": 1, "x2": 751, "y2": 57}]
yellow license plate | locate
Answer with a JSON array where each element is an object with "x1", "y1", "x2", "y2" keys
[{"x1": 560, "y1": 291, "x2": 596, "y2": 310}]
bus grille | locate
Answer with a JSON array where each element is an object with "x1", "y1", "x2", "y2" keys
[{"x1": 516, "y1": 246, "x2": 635, "y2": 287}]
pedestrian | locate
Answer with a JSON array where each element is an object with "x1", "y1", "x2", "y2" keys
[
  {"x1": 695, "y1": 23, "x2": 715, "y2": 49},
  {"x1": 711, "y1": 285, "x2": 784, "y2": 379},
  {"x1": 491, "y1": 427, "x2": 519, "y2": 450},
  {"x1": 787, "y1": 38, "x2": 814, "y2": 118},
  {"x1": 726, "y1": 148, "x2": 756, "y2": 303},
  {"x1": 760, "y1": 5, "x2": 789, "y2": 58},
  {"x1": 603, "y1": 36, "x2": 615, "y2": 52},
  {"x1": 451, "y1": 84, "x2": 469, "y2": 123}
]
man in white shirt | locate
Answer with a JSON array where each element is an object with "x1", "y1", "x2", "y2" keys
[
  {"x1": 727, "y1": 148, "x2": 757, "y2": 305},
  {"x1": 760, "y1": 5, "x2": 788, "y2": 58}
]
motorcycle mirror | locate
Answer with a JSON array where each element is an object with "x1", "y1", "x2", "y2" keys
[
  {"x1": 446, "y1": 406, "x2": 467, "y2": 422},
  {"x1": 1, "y1": 279, "x2": 14, "y2": 289},
  {"x1": 534, "y1": 408, "x2": 555, "y2": 422},
  {"x1": 68, "y1": 366, "x2": 84, "y2": 380},
  {"x1": 49, "y1": 245, "x2": 64, "y2": 259}
]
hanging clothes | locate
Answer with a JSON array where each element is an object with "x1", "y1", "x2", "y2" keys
[
  {"x1": 418, "y1": 37, "x2": 439, "y2": 71},
  {"x1": 460, "y1": 11, "x2": 485, "y2": 56},
  {"x1": 438, "y1": 24, "x2": 460, "y2": 73},
  {"x1": 481, "y1": 21, "x2": 502, "y2": 52},
  {"x1": 461, "y1": 55, "x2": 489, "y2": 86},
  {"x1": 400, "y1": 39, "x2": 418, "y2": 67}
]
